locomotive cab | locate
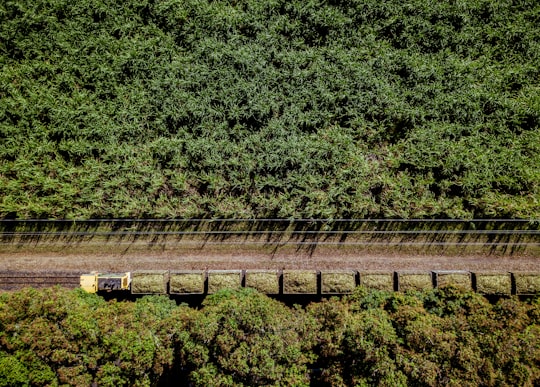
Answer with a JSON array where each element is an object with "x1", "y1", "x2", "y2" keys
[{"x1": 80, "y1": 272, "x2": 131, "y2": 293}]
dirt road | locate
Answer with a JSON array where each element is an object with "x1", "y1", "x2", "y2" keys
[{"x1": 2, "y1": 241, "x2": 538, "y2": 273}]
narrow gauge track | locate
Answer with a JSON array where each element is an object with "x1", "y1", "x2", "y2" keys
[{"x1": 0, "y1": 270, "x2": 80, "y2": 290}]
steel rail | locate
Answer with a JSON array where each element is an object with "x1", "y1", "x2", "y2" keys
[
  {"x1": 1, "y1": 218, "x2": 538, "y2": 222},
  {"x1": 1, "y1": 240, "x2": 538, "y2": 247},
  {"x1": 2, "y1": 230, "x2": 540, "y2": 236}
]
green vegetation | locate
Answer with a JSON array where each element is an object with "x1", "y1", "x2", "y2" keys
[
  {"x1": 1, "y1": 0, "x2": 539, "y2": 219},
  {"x1": 0, "y1": 287, "x2": 539, "y2": 386}
]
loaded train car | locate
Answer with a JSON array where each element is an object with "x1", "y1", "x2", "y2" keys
[{"x1": 80, "y1": 270, "x2": 540, "y2": 296}]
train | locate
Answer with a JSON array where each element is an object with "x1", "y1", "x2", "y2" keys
[{"x1": 79, "y1": 269, "x2": 540, "y2": 296}]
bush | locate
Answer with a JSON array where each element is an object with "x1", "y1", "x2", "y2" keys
[
  {"x1": 308, "y1": 287, "x2": 540, "y2": 386},
  {"x1": 0, "y1": 288, "x2": 180, "y2": 386},
  {"x1": 0, "y1": 287, "x2": 539, "y2": 385},
  {"x1": 174, "y1": 288, "x2": 316, "y2": 386}
]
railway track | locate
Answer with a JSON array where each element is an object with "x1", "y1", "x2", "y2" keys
[
  {"x1": 0, "y1": 270, "x2": 81, "y2": 290},
  {"x1": 0, "y1": 219, "x2": 538, "y2": 290}
]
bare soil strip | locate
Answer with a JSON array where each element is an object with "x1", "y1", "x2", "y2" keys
[{"x1": 1, "y1": 241, "x2": 538, "y2": 272}]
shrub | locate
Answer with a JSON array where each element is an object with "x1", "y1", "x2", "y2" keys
[{"x1": 174, "y1": 288, "x2": 317, "y2": 386}]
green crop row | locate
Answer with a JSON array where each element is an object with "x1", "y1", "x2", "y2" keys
[
  {"x1": 1, "y1": 0, "x2": 539, "y2": 219},
  {"x1": 0, "y1": 287, "x2": 539, "y2": 386}
]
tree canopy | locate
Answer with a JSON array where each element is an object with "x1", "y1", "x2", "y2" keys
[{"x1": 0, "y1": 287, "x2": 539, "y2": 385}]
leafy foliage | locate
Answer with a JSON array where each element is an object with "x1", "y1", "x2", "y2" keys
[
  {"x1": 309, "y1": 287, "x2": 540, "y2": 386},
  {"x1": 0, "y1": 288, "x2": 179, "y2": 386},
  {"x1": 1, "y1": 0, "x2": 539, "y2": 219},
  {"x1": 0, "y1": 287, "x2": 539, "y2": 385},
  {"x1": 174, "y1": 289, "x2": 316, "y2": 386}
]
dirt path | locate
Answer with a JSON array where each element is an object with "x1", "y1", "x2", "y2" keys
[{"x1": 2, "y1": 243, "x2": 539, "y2": 273}]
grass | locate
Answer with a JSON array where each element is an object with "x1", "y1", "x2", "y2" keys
[
  {"x1": 435, "y1": 271, "x2": 472, "y2": 291},
  {"x1": 398, "y1": 272, "x2": 433, "y2": 292},
  {"x1": 513, "y1": 272, "x2": 540, "y2": 295}
]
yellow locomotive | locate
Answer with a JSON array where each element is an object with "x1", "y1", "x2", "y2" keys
[{"x1": 80, "y1": 272, "x2": 131, "y2": 293}]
